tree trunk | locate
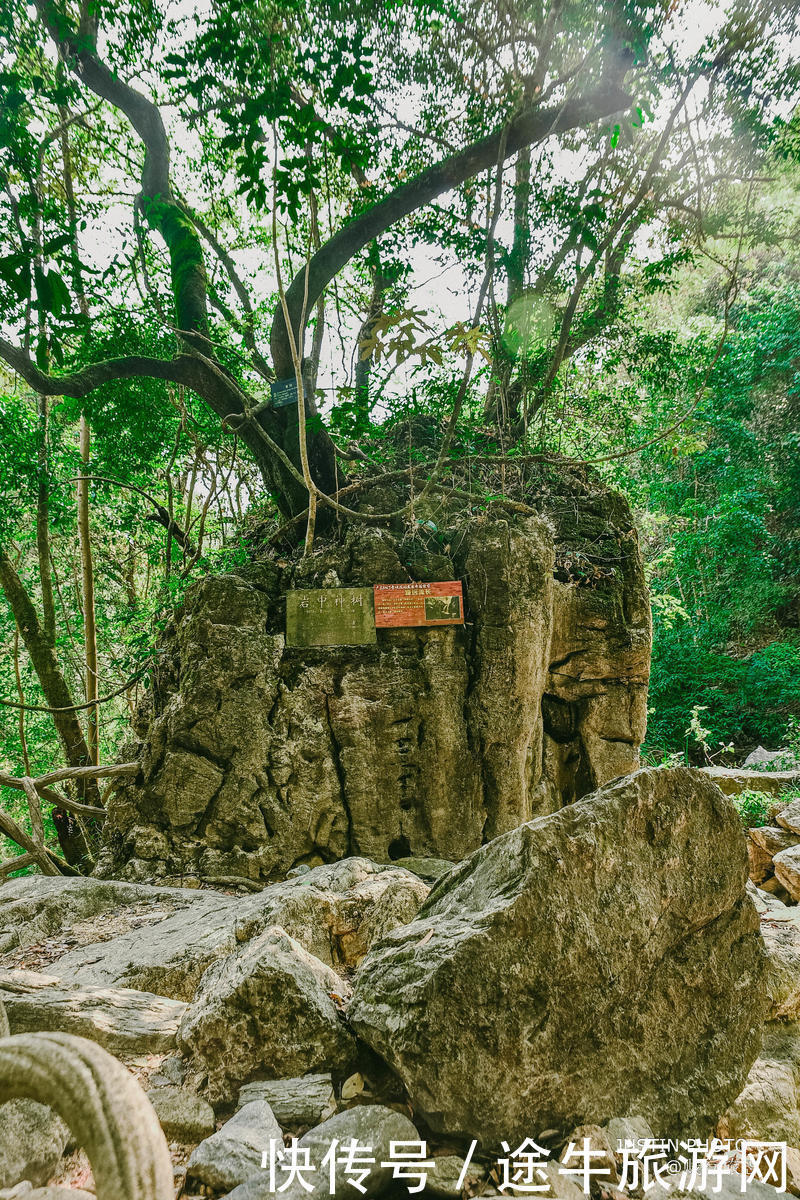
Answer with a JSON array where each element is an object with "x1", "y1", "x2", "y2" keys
[
  {"x1": 78, "y1": 416, "x2": 100, "y2": 764},
  {"x1": 0, "y1": 550, "x2": 97, "y2": 864}
]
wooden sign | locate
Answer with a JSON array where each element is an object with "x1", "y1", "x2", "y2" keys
[
  {"x1": 374, "y1": 581, "x2": 464, "y2": 628},
  {"x1": 286, "y1": 588, "x2": 376, "y2": 647}
]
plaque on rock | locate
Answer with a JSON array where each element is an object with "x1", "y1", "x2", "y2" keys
[
  {"x1": 286, "y1": 588, "x2": 377, "y2": 647},
  {"x1": 374, "y1": 581, "x2": 464, "y2": 628}
]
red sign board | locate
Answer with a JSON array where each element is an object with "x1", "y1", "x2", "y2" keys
[{"x1": 373, "y1": 581, "x2": 464, "y2": 628}]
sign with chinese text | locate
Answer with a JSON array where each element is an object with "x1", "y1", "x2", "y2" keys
[
  {"x1": 373, "y1": 581, "x2": 464, "y2": 628},
  {"x1": 270, "y1": 377, "x2": 299, "y2": 408},
  {"x1": 286, "y1": 588, "x2": 376, "y2": 647}
]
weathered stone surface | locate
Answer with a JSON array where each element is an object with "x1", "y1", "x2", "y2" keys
[
  {"x1": 221, "y1": 1105, "x2": 419, "y2": 1200},
  {"x1": 702, "y1": 767, "x2": 800, "y2": 797},
  {"x1": 0, "y1": 1099, "x2": 68, "y2": 1189},
  {"x1": 750, "y1": 824, "x2": 800, "y2": 856},
  {"x1": 237, "y1": 1074, "x2": 336, "y2": 1128},
  {"x1": 101, "y1": 487, "x2": 650, "y2": 882},
  {"x1": 179, "y1": 925, "x2": 356, "y2": 1103},
  {"x1": 718, "y1": 1023, "x2": 800, "y2": 1145},
  {"x1": 232, "y1": 859, "x2": 429, "y2": 969},
  {"x1": 35, "y1": 859, "x2": 425, "y2": 997},
  {"x1": 0, "y1": 875, "x2": 189, "y2": 957},
  {"x1": 744, "y1": 746, "x2": 800, "y2": 770},
  {"x1": 425, "y1": 1154, "x2": 487, "y2": 1198},
  {"x1": 773, "y1": 845, "x2": 800, "y2": 901},
  {"x1": 758, "y1": 903, "x2": 800, "y2": 1020},
  {"x1": 188, "y1": 1100, "x2": 282, "y2": 1191},
  {"x1": 0, "y1": 970, "x2": 186, "y2": 1055},
  {"x1": 778, "y1": 800, "x2": 800, "y2": 835},
  {"x1": 349, "y1": 767, "x2": 765, "y2": 1145},
  {"x1": 147, "y1": 1083, "x2": 216, "y2": 1143},
  {"x1": 392, "y1": 857, "x2": 455, "y2": 881}
]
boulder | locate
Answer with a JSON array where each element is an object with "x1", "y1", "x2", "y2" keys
[
  {"x1": 237, "y1": 1074, "x2": 336, "y2": 1128},
  {"x1": 221, "y1": 1104, "x2": 419, "y2": 1200},
  {"x1": 758, "y1": 905, "x2": 800, "y2": 1020},
  {"x1": 179, "y1": 926, "x2": 356, "y2": 1102},
  {"x1": 101, "y1": 491, "x2": 650, "y2": 883},
  {"x1": 187, "y1": 1100, "x2": 282, "y2": 1192},
  {"x1": 40, "y1": 859, "x2": 426, "y2": 998},
  {"x1": 0, "y1": 970, "x2": 186, "y2": 1055},
  {"x1": 778, "y1": 801, "x2": 800, "y2": 835},
  {"x1": 349, "y1": 767, "x2": 765, "y2": 1145},
  {"x1": 702, "y1": 767, "x2": 800, "y2": 797},
  {"x1": 146, "y1": 1083, "x2": 216, "y2": 1143},
  {"x1": 392, "y1": 857, "x2": 455, "y2": 881},
  {"x1": 231, "y1": 859, "x2": 429, "y2": 969},
  {"x1": 718, "y1": 1023, "x2": 800, "y2": 1145},
  {"x1": 0, "y1": 875, "x2": 189, "y2": 957},
  {"x1": 750, "y1": 824, "x2": 800, "y2": 857},
  {"x1": 773, "y1": 845, "x2": 800, "y2": 901},
  {"x1": 0, "y1": 1098, "x2": 69, "y2": 1189}
]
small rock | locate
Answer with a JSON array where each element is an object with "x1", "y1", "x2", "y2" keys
[
  {"x1": 602, "y1": 1114, "x2": 654, "y2": 1152},
  {"x1": 221, "y1": 1104, "x2": 419, "y2": 1199},
  {"x1": 773, "y1": 845, "x2": 800, "y2": 900},
  {"x1": 536, "y1": 1162, "x2": 586, "y2": 1200},
  {"x1": 237, "y1": 1075, "x2": 336, "y2": 1128},
  {"x1": 561, "y1": 1125, "x2": 618, "y2": 1182},
  {"x1": 778, "y1": 802, "x2": 800, "y2": 836},
  {"x1": 179, "y1": 926, "x2": 355, "y2": 1104},
  {"x1": 147, "y1": 1084, "x2": 216, "y2": 1143},
  {"x1": 427, "y1": 1154, "x2": 487, "y2": 1198},
  {"x1": 150, "y1": 1053, "x2": 186, "y2": 1087},
  {"x1": 0, "y1": 1099, "x2": 69, "y2": 1190},
  {"x1": 744, "y1": 747, "x2": 787, "y2": 768},
  {"x1": 751, "y1": 824, "x2": 800, "y2": 855},
  {"x1": 187, "y1": 1100, "x2": 282, "y2": 1192}
]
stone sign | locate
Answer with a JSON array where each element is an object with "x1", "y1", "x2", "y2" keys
[
  {"x1": 374, "y1": 581, "x2": 464, "y2": 628},
  {"x1": 285, "y1": 588, "x2": 376, "y2": 647}
]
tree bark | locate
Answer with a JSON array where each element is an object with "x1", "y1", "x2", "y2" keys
[{"x1": 77, "y1": 417, "x2": 99, "y2": 765}]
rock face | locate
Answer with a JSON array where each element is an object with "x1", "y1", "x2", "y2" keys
[
  {"x1": 0, "y1": 970, "x2": 186, "y2": 1055},
  {"x1": 99, "y1": 478, "x2": 650, "y2": 883},
  {"x1": 0, "y1": 1098, "x2": 69, "y2": 1190},
  {"x1": 348, "y1": 767, "x2": 765, "y2": 1145},
  {"x1": 179, "y1": 926, "x2": 356, "y2": 1102},
  {"x1": 187, "y1": 1100, "x2": 282, "y2": 1192},
  {"x1": 1, "y1": 861, "x2": 427, "y2": 1001}
]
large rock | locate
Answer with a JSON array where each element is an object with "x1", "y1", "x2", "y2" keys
[
  {"x1": 0, "y1": 970, "x2": 186, "y2": 1055},
  {"x1": 0, "y1": 1098, "x2": 69, "y2": 1189},
  {"x1": 718, "y1": 1022, "x2": 800, "y2": 1144},
  {"x1": 188, "y1": 1100, "x2": 282, "y2": 1192},
  {"x1": 757, "y1": 901, "x2": 800, "y2": 1020},
  {"x1": 23, "y1": 860, "x2": 426, "y2": 999},
  {"x1": 701, "y1": 767, "x2": 800, "y2": 797},
  {"x1": 222, "y1": 1104, "x2": 420, "y2": 1200},
  {"x1": 773, "y1": 844, "x2": 800, "y2": 901},
  {"x1": 0, "y1": 875, "x2": 189, "y2": 956},
  {"x1": 179, "y1": 926, "x2": 356, "y2": 1102},
  {"x1": 100, "y1": 486, "x2": 650, "y2": 882},
  {"x1": 349, "y1": 767, "x2": 765, "y2": 1145}
]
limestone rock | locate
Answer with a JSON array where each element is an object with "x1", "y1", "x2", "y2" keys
[
  {"x1": 349, "y1": 767, "x2": 765, "y2": 1145},
  {"x1": 41, "y1": 859, "x2": 426, "y2": 997},
  {"x1": 232, "y1": 859, "x2": 430, "y2": 969},
  {"x1": 0, "y1": 875, "x2": 188, "y2": 957},
  {"x1": 102, "y1": 492, "x2": 650, "y2": 882},
  {"x1": 426, "y1": 1154, "x2": 487, "y2": 1198},
  {"x1": 188, "y1": 1100, "x2": 282, "y2": 1192},
  {"x1": 237, "y1": 1074, "x2": 336, "y2": 1128},
  {"x1": 147, "y1": 1083, "x2": 215, "y2": 1143},
  {"x1": 221, "y1": 1104, "x2": 419, "y2": 1200},
  {"x1": 747, "y1": 833, "x2": 774, "y2": 886},
  {"x1": 750, "y1": 824, "x2": 800, "y2": 857},
  {"x1": 773, "y1": 845, "x2": 800, "y2": 901},
  {"x1": 717, "y1": 1022, "x2": 800, "y2": 1145},
  {"x1": 702, "y1": 767, "x2": 800, "y2": 797},
  {"x1": 778, "y1": 801, "x2": 800, "y2": 835},
  {"x1": 759, "y1": 905, "x2": 800, "y2": 1020},
  {"x1": 602, "y1": 1115, "x2": 654, "y2": 1149},
  {"x1": 0, "y1": 1099, "x2": 68, "y2": 1189},
  {"x1": 392, "y1": 857, "x2": 455, "y2": 881},
  {"x1": 0, "y1": 970, "x2": 186, "y2": 1055},
  {"x1": 179, "y1": 926, "x2": 356, "y2": 1103}
]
